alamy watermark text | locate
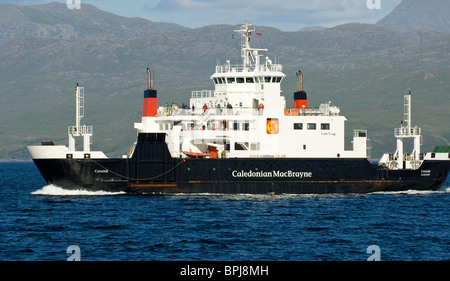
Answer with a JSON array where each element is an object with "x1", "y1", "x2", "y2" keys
[
  {"x1": 66, "y1": 0, "x2": 81, "y2": 10},
  {"x1": 367, "y1": 0, "x2": 381, "y2": 10}
]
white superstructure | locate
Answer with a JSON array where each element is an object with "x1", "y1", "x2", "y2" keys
[
  {"x1": 27, "y1": 84, "x2": 107, "y2": 160},
  {"x1": 134, "y1": 23, "x2": 369, "y2": 160},
  {"x1": 379, "y1": 93, "x2": 424, "y2": 169},
  {"x1": 68, "y1": 84, "x2": 93, "y2": 152}
]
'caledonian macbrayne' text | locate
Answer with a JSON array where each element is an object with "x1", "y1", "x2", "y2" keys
[{"x1": 232, "y1": 170, "x2": 312, "y2": 178}]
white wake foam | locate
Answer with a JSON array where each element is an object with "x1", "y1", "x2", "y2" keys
[
  {"x1": 31, "y1": 184, "x2": 125, "y2": 196},
  {"x1": 372, "y1": 187, "x2": 450, "y2": 195}
]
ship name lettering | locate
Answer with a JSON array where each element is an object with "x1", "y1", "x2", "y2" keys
[
  {"x1": 232, "y1": 170, "x2": 312, "y2": 178},
  {"x1": 94, "y1": 169, "x2": 109, "y2": 174},
  {"x1": 272, "y1": 170, "x2": 312, "y2": 178},
  {"x1": 232, "y1": 170, "x2": 273, "y2": 178},
  {"x1": 420, "y1": 170, "x2": 431, "y2": 176}
]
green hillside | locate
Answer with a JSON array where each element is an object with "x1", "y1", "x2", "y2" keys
[{"x1": 1, "y1": 3, "x2": 449, "y2": 161}]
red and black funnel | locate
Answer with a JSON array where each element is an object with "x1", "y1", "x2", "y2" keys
[
  {"x1": 142, "y1": 67, "x2": 157, "y2": 117},
  {"x1": 294, "y1": 71, "x2": 307, "y2": 109}
]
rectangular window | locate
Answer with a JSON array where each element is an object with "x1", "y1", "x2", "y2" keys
[
  {"x1": 246, "y1": 77, "x2": 254, "y2": 83},
  {"x1": 227, "y1": 77, "x2": 235, "y2": 84},
  {"x1": 307, "y1": 123, "x2": 316, "y2": 130},
  {"x1": 250, "y1": 143, "x2": 260, "y2": 150},
  {"x1": 264, "y1": 77, "x2": 272, "y2": 83},
  {"x1": 237, "y1": 77, "x2": 245, "y2": 83},
  {"x1": 243, "y1": 122, "x2": 250, "y2": 131},
  {"x1": 235, "y1": 142, "x2": 249, "y2": 151},
  {"x1": 321, "y1": 123, "x2": 330, "y2": 130},
  {"x1": 233, "y1": 122, "x2": 240, "y2": 130},
  {"x1": 293, "y1": 123, "x2": 303, "y2": 130}
]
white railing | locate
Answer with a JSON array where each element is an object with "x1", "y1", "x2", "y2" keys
[
  {"x1": 215, "y1": 63, "x2": 283, "y2": 73},
  {"x1": 353, "y1": 129, "x2": 368, "y2": 137},
  {"x1": 283, "y1": 105, "x2": 340, "y2": 117},
  {"x1": 68, "y1": 125, "x2": 93, "y2": 136},
  {"x1": 394, "y1": 127, "x2": 421, "y2": 137},
  {"x1": 157, "y1": 106, "x2": 259, "y2": 118},
  {"x1": 191, "y1": 90, "x2": 215, "y2": 99}
]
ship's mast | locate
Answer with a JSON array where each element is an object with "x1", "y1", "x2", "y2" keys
[
  {"x1": 75, "y1": 84, "x2": 84, "y2": 134},
  {"x1": 68, "y1": 84, "x2": 93, "y2": 152},
  {"x1": 234, "y1": 23, "x2": 267, "y2": 71},
  {"x1": 394, "y1": 92, "x2": 422, "y2": 169}
]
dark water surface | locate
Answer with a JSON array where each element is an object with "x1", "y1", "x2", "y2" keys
[{"x1": 1, "y1": 162, "x2": 449, "y2": 261}]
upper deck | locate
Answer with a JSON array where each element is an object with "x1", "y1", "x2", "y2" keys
[
  {"x1": 134, "y1": 23, "x2": 367, "y2": 160},
  {"x1": 211, "y1": 23, "x2": 285, "y2": 81}
]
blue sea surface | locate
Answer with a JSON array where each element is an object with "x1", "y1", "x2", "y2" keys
[{"x1": 0, "y1": 162, "x2": 449, "y2": 261}]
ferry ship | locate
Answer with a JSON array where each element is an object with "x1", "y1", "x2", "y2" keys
[{"x1": 27, "y1": 23, "x2": 450, "y2": 194}]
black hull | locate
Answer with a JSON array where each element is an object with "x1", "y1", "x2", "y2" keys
[
  {"x1": 32, "y1": 157, "x2": 450, "y2": 195},
  {"x1": 31, "y1": 133, "x2": 450, "y2": 194}
]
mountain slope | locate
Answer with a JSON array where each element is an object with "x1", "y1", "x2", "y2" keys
[
  {"x1": 1, "y1": 3, "x2": 449, "y2": 160},
  {"x1": 0, "y1": 2, "x2": 187, "y2": 41},
  {"x1": 377, "y1": 0, "x2": 450, "y2": 34}
]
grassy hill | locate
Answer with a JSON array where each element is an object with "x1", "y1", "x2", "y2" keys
[{"x1": 1, "y1": 3, "x2": 449, "y2": 160}]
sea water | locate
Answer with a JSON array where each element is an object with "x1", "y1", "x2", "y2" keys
[{"x1": 0, "y1": 162, "x2": 449, "y2": 261}]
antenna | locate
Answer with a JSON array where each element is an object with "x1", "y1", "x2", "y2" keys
[{"x1": 233, "y1": 22, "x2": 267, "y2": 70}]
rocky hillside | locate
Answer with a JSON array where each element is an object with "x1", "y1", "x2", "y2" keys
[
  {"x1": 1, "y1": 2, "x2": 449, "y2": 160},
  {"x1": 377, "y1": 0, "x2": 450, "y2": 34},
  {"x1": 0, "y1": 2, "x2": 187, "y2": 41}
]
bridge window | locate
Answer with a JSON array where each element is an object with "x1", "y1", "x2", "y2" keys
[
  {"x1": 321, "y1": 123, "x2": 330, "y2": 130},
  {"x1": 214, "y1": 78, "x2": 225, "y2": 84},
  {"x1": 294, "y1": 123, "x2": 303, "y2": 130},
  {"x1": 307, "y1": 123, "x2": 316, "y2": 130},
  {"x1": 250, "y1": 142, "x2": 260, "y2": 150},
  {"x1": 227, "y1": 77, "x2": 235, "y2": 84},
  {"x1": 237, "y1": 77, "x2": 245, "y2": 83},
  {"x1": 246, "y1": 77, "x2": 254, "y2": 83},
  {"x1": 235, "y1": 142, "x2": 249, "y2": 151}
]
